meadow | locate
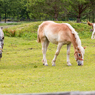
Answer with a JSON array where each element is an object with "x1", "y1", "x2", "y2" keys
[{"x1": 0, "y1": 21, "x2": 95, "y2": 94}]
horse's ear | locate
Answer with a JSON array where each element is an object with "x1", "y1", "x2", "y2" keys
[
  {"x1": 84, "y1": 47, "x2": 86, "y2": 49},
  {"x1": 87, "y1": 21, "x2": 93, "y2": 26}
]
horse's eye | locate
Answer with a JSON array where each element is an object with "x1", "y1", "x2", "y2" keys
[{"x1": 78, "y1": 53, "x2": 81, "y2": 56}]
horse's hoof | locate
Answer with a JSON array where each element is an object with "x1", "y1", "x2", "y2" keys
[
  {"x1": 68, "y1": 65, "x2": 72, "y2": 66},
  {"x1": 52, "y1": 64, "x2": 55, "y2": 66},
  {"x1": 67, "y1": 63, "x2": 72, "y2": 66},
  {"x1": 44, "y1": 64, "x2": 48, "y2": 66},
  {"x1": 52, "y1": 61, "x2": 55, "y2": 66}
]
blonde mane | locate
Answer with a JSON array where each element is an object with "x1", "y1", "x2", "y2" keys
[{"x1": 65, "y1": 23, "x2": 85, "y2": 54}]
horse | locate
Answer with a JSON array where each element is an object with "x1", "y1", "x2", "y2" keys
[
  {"x1": 0, "y1": 27, "x2": 4, "y2": 59},
  {"x1": 37, "y1": 21, "x2": 86, "y2": 66},
  {"x1": 87, "y1": 21, "x2": 95, "y2": 39}
]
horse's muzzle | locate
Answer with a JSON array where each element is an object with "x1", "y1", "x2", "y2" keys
[{"x1": 77, "y1": 60, "x2": 83, "y2": 66}]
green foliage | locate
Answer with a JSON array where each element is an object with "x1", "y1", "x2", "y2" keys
[
  {"x1": 2, "y1": 21, "x2": 92, "y2": 39},
  {"x1": 27, "y1": 0, "x2": 69, "y2": 21},
  {"x1": 0, "y1": 0, "x2": 30, "y2": 22},
  {"x1": 3, "y1": 21, "x2": 41, "y2": 39},
  {"x1": 0, "y1": 0, "x2": 95, "y2": 22},
  {"x1": 3, "y1": 28, "x2": 16, "y2": 37}
]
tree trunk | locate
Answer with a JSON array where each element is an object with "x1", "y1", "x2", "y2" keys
[
  {"x1": 53, "y1": 3, "x2": 58, "y2": 21},
  {"x1": 77, "y1": 17, "x2": 81, "y2": 23},
  {"x1": 92, "y1": 12, "x2": 94, "y2": 23},
  {"x1": 0, "y1": 14, "x2": 1, "y2": 21},
  {"x1": 77, "y1": 13, "x2": 81, "y2": 23},
  {"x1": 54, "y1": 13, "x2": 58, "y2": 21}
]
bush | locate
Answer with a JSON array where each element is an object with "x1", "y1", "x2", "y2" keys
[
  {"x1": 3, "y1": 21, "x2": 92, "y2": 40},
  {"x1": 3, "y1": 29, "x2": 16, "y2": 37}
]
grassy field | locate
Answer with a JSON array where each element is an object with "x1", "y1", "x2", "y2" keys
[{"x1": 0, "y1": 21, "x2": 95, "y2": 94}]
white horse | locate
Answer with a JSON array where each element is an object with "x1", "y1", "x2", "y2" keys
[
  {"x1": 37, "y1": 21, "x2": 86, "y2": 66},
  {"x1": 87, "y1": 21, "x2": 95, "y2": 39},
  {"x1": 0, "y1": 27, "x2": 4, "y2": 58}
]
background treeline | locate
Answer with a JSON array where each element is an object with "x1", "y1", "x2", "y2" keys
[{"x1": 0, "y1": 0, "x2": 95, "y2": 23}]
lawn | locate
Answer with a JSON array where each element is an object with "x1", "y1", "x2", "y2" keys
[
  {"x1": 0, "y1": 36, "x2": 95, "y2": 94},
  {"x1": 0, "y1": 21, "x2": 95, "y2": 94}
]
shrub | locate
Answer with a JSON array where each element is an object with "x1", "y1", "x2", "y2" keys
[
  {"x1": 3, "y1": 29, "x2": 16, "y2": 37},
  {"x1": 3, "y1": 21, "x2": 92, "y2": 40}
]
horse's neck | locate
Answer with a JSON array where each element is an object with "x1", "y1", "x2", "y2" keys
[
  {"x1": 71, "y1": 33, "x2": 79, "y2": 51},
  {"x1": 65, "y1": 23, "x2": 81, "y2": 51}
]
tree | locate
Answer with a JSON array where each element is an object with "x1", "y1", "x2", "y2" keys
[
  {"x1": 16, "y1": 0, "x2": 30, "y2": 21},
  {"x1": 0, "y1": 0, "x2": 94, "y2": 22},
  {"x1": 0, "y1": 0, "x2": 10, "y2": 22},
  {"x1": 88, "y1": 0, "x2": 95, "y2": 22},
  {"x1": 27, "y1": 0, "x2": 69, "y2": 21},
  {"x1": 43, "y1": 0, "x2": 69, "y2": 21},
  {"x1": 0, "y1": 0, "x2": 30, "y2": 22},
  {"x1": 0, "y1": 0, "x2": 20, "y2": 22},
  {"x1": 0, "y1": 0, "x2": 2, "y2": 21},
  {"x1": 69, "y1": 0, "x2": 90, "y2": 23}
]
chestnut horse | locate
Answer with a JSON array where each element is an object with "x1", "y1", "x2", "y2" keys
[
  {"x1": 37, "y1": 21, "x2": 85, "y2": 66},
  {"x1": 87, "y1": 21, "x2": 95, "y2": 39},
  {"x1": 0, "y1": 27, "x2": 4, "y2": 59}
]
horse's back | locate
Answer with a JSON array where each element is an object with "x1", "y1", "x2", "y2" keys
[{"x1": 37, "y1": 21, "x2": 72, "y2": 44}]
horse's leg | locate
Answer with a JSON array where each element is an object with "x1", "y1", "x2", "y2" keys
[
  {"x1": 91, "y1": 32, "x2": 94, "y2": 39},
  {"x1": 42, "y1": 39, "x2": 49, "y2": 66},
  {"x1": 94, "y1": 32, "x2": 95, "y2": 39},
  {"x1": 52, "y1": 43, "x2": 63, "y2": 66},
  {"x1": 67, "y1": 43, "x2": 72, "y2": 66}
]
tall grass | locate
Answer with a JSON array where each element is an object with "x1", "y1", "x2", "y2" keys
[{"x1": 2, "y1": 21, "x2": 92, "y2": 40}]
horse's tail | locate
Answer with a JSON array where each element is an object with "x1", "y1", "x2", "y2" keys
[
  {"x1": 37, "y1": 34, "x2": 41, "y2": 43},
  {"x1": 37, "y1": 26, "x2": 41, "y2": 43}
]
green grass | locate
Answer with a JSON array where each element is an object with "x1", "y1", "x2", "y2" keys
[
  {"x1": 0, "y1": 21, "x2": 94, "y2": 94},
  {"x1": 0, "y1": 36, "x2": 95, "y2": 94}
]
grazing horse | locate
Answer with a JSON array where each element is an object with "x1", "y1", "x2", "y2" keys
[
  {"x1": 87, "y1": 21, "x2": 95, "y2": 39},
  {"x1": 0, "y1": 27, "x2": 4, "y2": 59},
  {"x1": 37, "y1": 21, "x2": 85, "y2": 66}
]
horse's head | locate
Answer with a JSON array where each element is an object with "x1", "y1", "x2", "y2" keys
[
  {"x1": 74, "y1": 46, "x2": 86, "y2": 66},
  {"x1": 87, "y1": 21, "x2": 95, "y2": 31},
  {"x1": 0, "y1": 27, "x2": 4, "y2": 59},
  {"x1": 87, "y1": 21, "x2": 95, "y2": 39}
]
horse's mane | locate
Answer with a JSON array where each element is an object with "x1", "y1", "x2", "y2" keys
[{"x1": 65, "y1": 23, "x2": 85, "y2": 54}]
